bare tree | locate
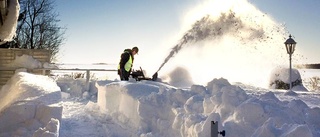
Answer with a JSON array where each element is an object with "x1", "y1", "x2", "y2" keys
[{"x1": 15, "y1": 0, "x2": 65, "y2": 61}]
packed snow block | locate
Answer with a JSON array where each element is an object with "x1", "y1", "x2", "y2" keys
[
  {"x1": 35, "y1": 104, "x2": 62, "y2": 125},
  {"x1": 97, "y1": 82, "x2": 141, "y2": 127},
  {"x1": 0, "y1": 72, "x2": 62, "y2": 113},
  {"x1": 0, "y1": 101, "x2": 62, "y2": 134},
  {"x1": 33, "y1": 118, "x2": 60, "y2": 137},
  {"x1": 97, "y1": 81, "x2": 160, "y2": 130},
  {"x1": 0, "y1": 101, "x2": 36, "y2": 131},
  {"x1": 97, "y1": 82, "x2": 122, "y2": 112}
]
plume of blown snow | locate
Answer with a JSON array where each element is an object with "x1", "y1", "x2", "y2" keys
[{"x1": 157, "y1": 0, "x2": 289, "y2": 87}]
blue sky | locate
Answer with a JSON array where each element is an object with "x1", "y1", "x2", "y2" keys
[
  {"x1": 55, "y1": 0, "x2": 320, "y2": 67},
  {"x1": 55, "y1": 0, "x2": 195, "y2": 65},
  {"x1": 251, "y1": 0, "x2": 320, "y2": 63}
]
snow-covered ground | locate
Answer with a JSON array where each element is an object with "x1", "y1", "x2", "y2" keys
[
  {"x1": 1, "y1": 0, "x2": 320, "y2": 136},
  {"x1": 0, "y1": 55, "x2": 320, "y2": 137}
]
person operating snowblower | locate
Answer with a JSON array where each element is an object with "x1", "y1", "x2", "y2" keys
[
  {"x1": 117, "y1": 46, "x2": 158, "y2": 81},
  {"x1": 118, "y1": 47, "x2": 139, "y2": 81}
]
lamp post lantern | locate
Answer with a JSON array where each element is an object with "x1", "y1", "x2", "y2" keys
[{"x1": 284, "y1": 35, "x2": 297, "y2": 91}]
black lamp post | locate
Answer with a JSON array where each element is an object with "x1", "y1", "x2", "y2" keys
[{"x1": 284, "y1": 35, "x2": 297, "y2": 91}]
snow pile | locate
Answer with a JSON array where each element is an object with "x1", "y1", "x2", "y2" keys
[
  {"x1": 0, "y1": 0, "x2": 20, "y2": 45},
  {"x1": 9, "y1": 54, "x2": 58, "y2": 69},
  {"x1": 0, "y1": 55, "x2": 319, "y2": 136},
  {"x1": 269, "y1": 66, "x2": 308, "y2": 91},
  {"x1": 0, "y1": 55, "x2": 61, "y2": 136},
  {"x1": 57, "y1": 77, "x2": 99, "y2": 100},
  {"x1": 10, "y1": 54, "x2": 43, "y2": 69},
  {"x1": 96, "y1": 78, "x2": 319, "y2": 137},
  {"x1": 0, "y1": 72, "x2": 62, "y2": 136}
]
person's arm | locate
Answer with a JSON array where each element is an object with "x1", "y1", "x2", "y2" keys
[{"x1": 120, "y1": 53, "x2": 129, "y2": 69}]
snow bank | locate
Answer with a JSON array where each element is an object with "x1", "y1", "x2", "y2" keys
[
  {"x1": 0, "y1": 72, "x2": 62, "y2": 136},
  {"x1": 96, "y1": 78, "x2": 319, "y2": 137},
  {"x1": 0, "y1": 54, "x2": 319, "y2": 136},
  {"x1": 97, "y1": 81, "x2": 163, "y2": 134}
]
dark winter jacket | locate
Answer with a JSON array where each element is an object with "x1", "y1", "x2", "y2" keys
[{"x1": 119, "y1": 49, "x2": 134, "y2": 71}]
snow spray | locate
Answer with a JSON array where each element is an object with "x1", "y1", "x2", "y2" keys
[
  {"x1": 153, "y1": 0, "x2": 303, "y2": 87},
  {"x1": 156, "y1": 11, "x2": 284, "y2": 73}
]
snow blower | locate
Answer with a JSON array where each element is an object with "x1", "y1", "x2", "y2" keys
[{"x1": 131, "y1": 67, "x2": 158, "y2": 81}]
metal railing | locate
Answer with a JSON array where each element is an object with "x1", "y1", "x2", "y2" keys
[
  {"x1": 0, "y1": 67, "x2": 117, "y2": 91},
  {"x1": 34, "y1": 68, "x2": 117, "y2": 91}
]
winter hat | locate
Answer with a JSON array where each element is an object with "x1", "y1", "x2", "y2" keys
[{"x1": 132, "y1": 47, "x2": 139, "y2": 54}]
